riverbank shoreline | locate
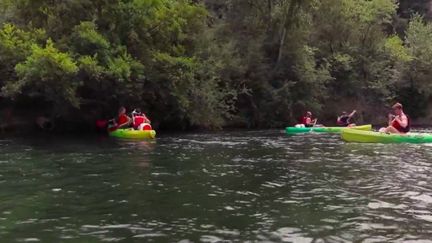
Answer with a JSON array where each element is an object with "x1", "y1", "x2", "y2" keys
[{"x1": 0, "y1": 104, "x2": 430, "y2": 134}]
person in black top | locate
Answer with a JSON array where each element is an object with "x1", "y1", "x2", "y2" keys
[{"x1": 337, "y1": 110, "x2": 356, "y2": 127}]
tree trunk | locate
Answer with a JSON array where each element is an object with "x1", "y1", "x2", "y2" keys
[
  {"x1": 276, "y1": 0, "x2": 300, "y2": 66},
  {"x1": 268, "y1": 0, "x2": 272, "y2": 22},
  {"x1": 277, "y1": 27, "x2": 287, "y2": 65}
]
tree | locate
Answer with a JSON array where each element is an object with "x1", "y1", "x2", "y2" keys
[{"x1": 0, "y1": 0, "x2": 237, "y2": 129}]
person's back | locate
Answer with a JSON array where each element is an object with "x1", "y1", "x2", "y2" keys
[
  {"x1": 132, "y1": 108, "x2": 152, "y2": 130},
  {"x1": 133, "y1": 115, "x2": 145, "y2": 129},
  {"x1": 117, "y1": 107, "x2": 131, "y2": 129},
  {"x1": 118, "y1": 114, "x2": 129, "y2": 126}
]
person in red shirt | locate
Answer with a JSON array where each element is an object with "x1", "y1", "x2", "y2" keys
[
  {"x1": 132, "y1": 108, "x2": 152, "y2": 130},
  {"x1": 300, "y1": 111, "x2": 317, "y2": 127},
  {"x1": 117, "y1": 106, "x2": 131, "y2": 129},
  {"x1": 379, "y1": 102, "x2": 410, "y2": 134}
]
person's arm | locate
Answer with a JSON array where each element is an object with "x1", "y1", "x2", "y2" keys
[
  {"x1": 349, "y1": 110, "x2": 357, "y2": 118},
  {"x1": 388, "y1": 114, "x2": 395, "y2": 126},
  {"x1": 395, "y1": 115, "x2": 408, "y2": 128},
  {"x1": 337, "y1": 116, "x2": 343, "y2": 124},
  {"x1": 144, "y1": 114, "x2": 151, "y2": 124}
]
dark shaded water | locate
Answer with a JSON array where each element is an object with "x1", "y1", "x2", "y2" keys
[{"x1": 1, "y1": 130, "x2": 432, "y2": 242}]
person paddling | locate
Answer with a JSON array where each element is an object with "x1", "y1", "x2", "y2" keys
[
  {"x1": 337, "y1": 110, "x2": 356, "y2": 127},
  {"x1": 132, "y1": 108, "x2": 152, "y2": 130},
  {"x1": 117, "y1": 106, "x2": 132, "y2": 129},
  {"x1": 379, "y1": 103, "x2": 410, "y2": 134},
  {"x1": 299, "y1": 111, "x2": 317, "y2": 127}
]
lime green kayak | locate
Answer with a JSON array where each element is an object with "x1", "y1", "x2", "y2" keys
[
  {"x1": 341, "y1": 129, "x2": 432, "y2": 144},
  {"x1": 109, "y1": 129, "x2": 156, "y2": 139},
  {"x1": 285, "y1": 124, "x2": 372, "y2": 134}
]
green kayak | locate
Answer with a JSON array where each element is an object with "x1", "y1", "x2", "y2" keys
[
  {"x1": 341, "y1": 129, "x2": 432, "y2": 144},
  {"x1": 285, "y1": 124, "x2": 372, "y2": 134},
  {"x1": 109, "y1": 129, "x2": 156, "y2": 139}
]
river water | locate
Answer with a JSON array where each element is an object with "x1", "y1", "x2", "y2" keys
[{"x1": 1, "y1": 130, "x2": 432, "y2": 242}]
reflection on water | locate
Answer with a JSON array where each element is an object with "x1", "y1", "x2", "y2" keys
[{"x1": 0, "y1": 130, "x2": 431, "y2": 241}]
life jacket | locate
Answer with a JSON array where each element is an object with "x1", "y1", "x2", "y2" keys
[
  {"x1": 133, "y1": 115, "x2": 145, "y2": 129},
  {"x1": 301, "y1": 116, "x2": 314, "y2": 127},
  {"x1": 392, "y1": 114, "x2": 410, "y2": 133},
  {"x1": 118, "y1": 114, "x2": 129, "y2": 126}
]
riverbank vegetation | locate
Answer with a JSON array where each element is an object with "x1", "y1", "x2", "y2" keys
[{"x1": 0, "y1": 0, "x2": 432, "y2": 130}]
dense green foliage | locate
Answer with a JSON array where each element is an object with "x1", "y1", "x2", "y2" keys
[{"x1": 0, "y1": 0, "x2": 432, "y2": 129}]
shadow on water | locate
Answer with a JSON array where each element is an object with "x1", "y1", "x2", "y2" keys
[{"x1": 0, "y1": 130, "x2": 431, "y2": 241}]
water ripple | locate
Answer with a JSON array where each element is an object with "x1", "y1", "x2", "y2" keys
[{"x1": 0, "y1": 131, "x2": 431, "y2": 241}]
